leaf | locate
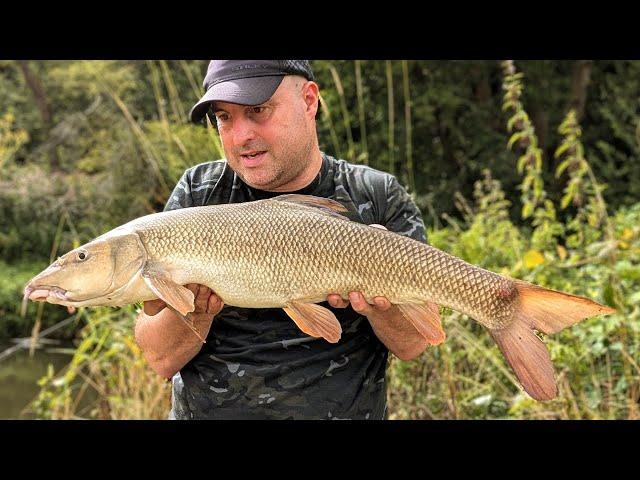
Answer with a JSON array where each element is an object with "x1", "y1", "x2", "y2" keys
[
  {"x1": 554, "y1": 141, "x2": 572, "y2": 159},
  {"x1": 522, "y1": 202, "x2": 533, "y2": 219},
  {"x1": 555, "y1": 158, "x2": 571, "y2": 178},
  {"x1": 507, "y1": 112, "x2": 528, "y2": 132},
  {"x1": 628, "y1": 291, "x2": 640, "y2": 304},
  {"x1": 517, "y1": 155, "x2": 528, "y2": 174},
  {"x1": 556, "y1": 245, "x2": 568, "y2": 260},
  {"x1": 615, "y1": 260, "x2": 640, "y2": 280},
  {"x1": 621, "y1": 228, "x2": 634, "y2": 241},
  {"x1": 561, "y1": 180, "x2": 579, "y2": 209},
  {"x1": 507, "y1": 115, "x2": 519, "y2": 132},
  {"x1": 533, "y1": 177, "x2": 544, "y2": 197},
  {"x1": 613, "y1": 376, "x2": 627, "y2": 394},
  {"x1": 534, "y1": 150, "x2": 543, "y2": 170},
  {"x1": 609, "y1": 342, "x2": 623, "y2": 352},
  {"x1": 471, "y1": 394, "x2": 492, "y2": 406},
  {"x1": 507, "y1": 131, "x2": 525, "y2": 150},
  {"x1": 502, "y1": 101, "x2": 518, "y2": 112},
  {"x1": 521, "y1": 173, "x2": 534, "y2": 192},
  {"x1": 523, "y1": 249, "x2": 545, "y2": 268}
]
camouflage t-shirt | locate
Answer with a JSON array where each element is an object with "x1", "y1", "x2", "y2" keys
[{"x1": 163, "y1": 152, "x2": 427, "y2": 420}]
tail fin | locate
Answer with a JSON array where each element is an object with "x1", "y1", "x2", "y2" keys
[{"x1": 490, "y1": 280, "x2": 616, "y2": 401}]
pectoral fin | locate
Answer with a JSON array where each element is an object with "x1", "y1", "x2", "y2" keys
[
  {"x1": 283, "y1": 302, "x2": 342, "y2": 343},
  {"x1": 165, "y1": 306, "x2": 206, "y2": 344},
  {"x1": 142, "y1": 272, "x2": 195, "y2": 316},
  {"x1": 397, "y1": 302, "x2": 446, "y2": 345}
]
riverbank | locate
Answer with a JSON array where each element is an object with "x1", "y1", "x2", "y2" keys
[{"x1": 0, "y1": 340, "x2": 73, "y2": 418}]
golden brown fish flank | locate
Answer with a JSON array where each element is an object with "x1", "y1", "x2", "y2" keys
[{"x1": 23, "y1": 194, "x2": 616, "y2": 401}]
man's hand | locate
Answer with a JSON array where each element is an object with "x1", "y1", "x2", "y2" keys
[
  {"x1": 325, "y1": 221, "x2": 429, "y2": 360},
  {"x1": 143, "y1": 283, "x2": 224, "y2": 317},
  {"x1": 327, "y1": 292, "x2": 392, "y2": 314},
  {"x1": 327, "y1": 292, "x2": 428, "y2": 361},
  {"x1": 136, "y1": 284, "x2": 224, "y2": 379}
]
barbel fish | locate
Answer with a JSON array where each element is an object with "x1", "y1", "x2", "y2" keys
[{"x1": 22, "y1": 194, "x2": 615, "y2": 401}]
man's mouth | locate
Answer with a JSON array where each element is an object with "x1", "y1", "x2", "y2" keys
[{"x1": 239, "y1": 151, "x2": 267, "y2": 167}]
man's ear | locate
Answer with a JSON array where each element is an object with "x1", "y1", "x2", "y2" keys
[{"x1": 302, "y1": 81, "x2": 320, "y2": 118}]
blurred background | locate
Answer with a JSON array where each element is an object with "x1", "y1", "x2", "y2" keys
[{"x1": 0, "y1": 60, "x2": 638, "y2": 419}]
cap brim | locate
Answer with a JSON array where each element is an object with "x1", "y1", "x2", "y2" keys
[{"x1": 189, "y1": 75, "x2": 284, "y2": 123}]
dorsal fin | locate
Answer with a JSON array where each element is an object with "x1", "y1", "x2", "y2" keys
[{"x1": 271, "y1": 194, "x2": 349, "y2": 218}]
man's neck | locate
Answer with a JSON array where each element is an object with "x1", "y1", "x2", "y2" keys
[{"x1": 268, "y1": 148, "x2": 324, "y2": 193}]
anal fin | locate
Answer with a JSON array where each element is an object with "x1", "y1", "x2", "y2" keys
[
  {"x1": 397, "y1": 302, "x2": 446, "y2": 345},
  {"x1": 283, "y1": 302, "x2": 342, "y2": 343}
]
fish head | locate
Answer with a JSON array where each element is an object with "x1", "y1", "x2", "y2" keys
[{"x1": 23, "y1": 231, "x2": 146, "y2": 309}]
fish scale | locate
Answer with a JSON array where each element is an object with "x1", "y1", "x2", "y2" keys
[{"x1": 127, "y1": 197, "x2": 518, "y2": 327}]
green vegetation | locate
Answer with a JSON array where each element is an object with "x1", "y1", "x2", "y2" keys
[
  {"x1": 0, "y1": 60, "x2": 638, "y2": 419},
  {"x1": 0, "y1": 261, "x2": 71, "y2": 339},
  {"x1": 26, "y1": 306, "x2": 170, "y2": 420},
  {"x1": 388, "y1": 174, "x2": 639, "y2": 419}
]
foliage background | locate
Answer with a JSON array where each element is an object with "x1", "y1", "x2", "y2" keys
[{"x1": 0, "y1": 60, "x2": 638, "y2": 419}]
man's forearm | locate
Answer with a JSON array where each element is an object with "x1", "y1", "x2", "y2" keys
[
  {"x1": 365, "y1": 306, "x2": 429, "y2": 361},
  {"x1": 134, "y1": 308, "x2": 214, "y2": 379}
]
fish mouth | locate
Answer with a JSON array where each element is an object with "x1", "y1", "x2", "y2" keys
[
  {"x1": 22, "y1": 284, "x2": 71, "y2": 316},
  {"x1": 24, "y1": 284, "x2": 69, "y2": 302}
]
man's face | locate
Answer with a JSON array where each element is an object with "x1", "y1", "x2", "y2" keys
[{"x1": 211, "y1": 76, "x2": 319, "y2": 191}]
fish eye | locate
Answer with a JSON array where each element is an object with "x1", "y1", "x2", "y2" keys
[{"x1": 77, "y1": 251, "x2": 87, "y2": 261}]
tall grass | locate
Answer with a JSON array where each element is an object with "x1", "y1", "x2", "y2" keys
[{"x1": 26, "y1": 306, "x2": 171, "y2": 420}]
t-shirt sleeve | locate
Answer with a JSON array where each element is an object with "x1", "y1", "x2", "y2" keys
[
  {"x1": 163, "y1": 169, "x2": 194, "y2": 212},
  {"x1": 381, "y1": 175, "x2": 428, "y2": 244}
]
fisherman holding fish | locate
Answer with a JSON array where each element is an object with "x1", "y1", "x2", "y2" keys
[
  {"x1": 134, "y1": 60, "x2": 432, "y2": 420},
  {"x1": 24, "y1": 61, "x2": 615, "y2": 419}
]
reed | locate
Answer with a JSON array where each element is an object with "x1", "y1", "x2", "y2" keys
[
  {"x1": 159, "y1": 60, "x2": 187, "y2": 123},
  {"x1": 401, "y1": 60, "x2": 415, "y2": 193},
  {"x1": 318, "y1": 92, "x2": 343, "y2": 160},
  {"x1": 385, "y1": 60, "x2": 395, "y2": 175},
  {"x1": 179, "y1": 60, "x2": 204, "y2": 101},
  {"x1": 354, "y1": 60, "x2": 369, "y2": 165},
  {"x1": 327, "y1": 63, "x2": 356, "y2": 162},
  {"x1": 104, "y1": 85, "x2": 171, "y2": 197}
]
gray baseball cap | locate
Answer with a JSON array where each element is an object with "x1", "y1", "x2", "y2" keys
[{"x1": 189, "y1": 60, "x2": 315, "y2": 123}]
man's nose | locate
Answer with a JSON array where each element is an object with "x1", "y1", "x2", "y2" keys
[{"x1": 231, "y1": 115, "x2": 256, "y2": 145}]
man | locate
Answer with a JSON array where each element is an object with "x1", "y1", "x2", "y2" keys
[{"x1": 134, "y1": 60, "x2": 430, "y2": 420}]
